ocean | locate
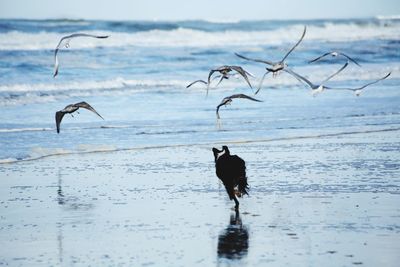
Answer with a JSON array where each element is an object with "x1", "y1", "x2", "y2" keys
[{"x1": 0, "y1": 18, "x2": 399, "y2": 162}]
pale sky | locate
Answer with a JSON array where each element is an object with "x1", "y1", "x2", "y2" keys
[{"x1": 0, "y1": 0, "x2": 399, "y2": 21}]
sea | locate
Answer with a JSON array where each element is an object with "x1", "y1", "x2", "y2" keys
[{"x1": 0, "y1": 17, "x2": 399, "y2": 163}]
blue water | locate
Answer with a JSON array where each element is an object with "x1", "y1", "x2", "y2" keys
[{"x1": 0, "y1": 18, "x2": 399, "y2": 162}]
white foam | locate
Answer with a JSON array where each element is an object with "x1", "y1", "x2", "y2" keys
[
  {"x1": 0, "y1": 22, "x2": 399, "y2": 50},
  {"x1": 0, "y1": 127, "x2": 52, "y2": 133},
  {"x1": 0, "y1": 77, "x2": 187, "y2": 93}
]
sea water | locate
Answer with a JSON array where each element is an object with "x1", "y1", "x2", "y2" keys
[{"x1": 0, "y1": 18, "x2": 399, "y2": 162}]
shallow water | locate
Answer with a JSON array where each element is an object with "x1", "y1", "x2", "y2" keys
[
  {"x1": 0, "y1": 131, "x2": 399, "y2": 266},
  {"x1": 0, "y1": 18, "x2": 399, "y2": 162}
]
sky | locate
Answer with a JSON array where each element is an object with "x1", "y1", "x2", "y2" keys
[{"x1": 0, "y1": 0, "x2": 399, "y2": 21}]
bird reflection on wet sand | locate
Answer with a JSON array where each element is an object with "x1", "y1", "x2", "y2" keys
[{"x1": 217, "y1": 211, "x2": 249, "y2": 261}]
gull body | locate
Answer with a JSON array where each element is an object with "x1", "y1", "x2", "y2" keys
[
  {"x1": 216, "y1": 94, "x2": 263, "y2": 120},
  {"x1": 309, "y1": 51, "x2": 361, "y2": 66},
  {"x1": 285, "y1": 62, "x2": 349, "y2": 96},
  {"x1": 327, "y1": 72, "x2": 391, "y2": 96},
  {"x1": 207, "y1": 65, "x2": 253, "y2": 95},
  {"x1": 235, "y1": 26, "x2": 307, "y2": 94},
  {"x1": 55, "y1": 101, "x2": 104, "y2": 133}
]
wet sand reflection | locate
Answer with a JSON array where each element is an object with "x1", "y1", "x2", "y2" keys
[{"x1": 217, "y1": 211, "x2": 249, "y2": 261}]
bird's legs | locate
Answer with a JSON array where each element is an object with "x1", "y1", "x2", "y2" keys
[{"x1": 233, "y1": 196, "x2": 239, "y2": 211}]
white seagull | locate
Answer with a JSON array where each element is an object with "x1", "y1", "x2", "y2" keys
[
  {"x1": 235, "y1": 26, "x2": 307, "y2": 94},
  {"x1": 284, "y1": 62, "x2": 349, "y2": 96},
  {"x1": 326, "y1": 72, "x2": 391, "y2": 96},
  {"x1": 309, "y1": 51, "x2": 361, "y2": 66},
  {"x1": 53, "y1": 33, "x2": 109, "y2": 77}
]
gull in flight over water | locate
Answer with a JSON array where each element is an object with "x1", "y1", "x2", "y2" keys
[
  {"x1": 186, "y1": 74, "x2": 224, "y2": 89},
  {"x1": 325, "y1": 72, "x2": 391, "y2": 96},
  {"x1": 216, "y1": 94, "x2": 262, "y2": 128},
  {"x1": 53, "y1": 33, "x2": 109, "y2": 77},
  {"x1": 207, "y1": 65, "x2": 254, "y2": 95},
  {"x1": 309, "y1": 51, "x2": 361, "y2": 66},
  {"x1": 55, "y1": 101, "x2": 104, "y2": 133},
  {"x1": 284, "y1": 62, "x2": 349, "y2": 96},
  {"x1": 235, "y1": 26, "x2": 307, "y2": 94}
]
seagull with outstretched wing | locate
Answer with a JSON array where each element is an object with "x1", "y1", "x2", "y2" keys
[
  {"x1": 235, "y1": 26, "x2": 307, "y2": 94},
  {"x1": 55, "y1": 101, "x2": 104, "y2": 133},
  {"x1": 216, "y1": 94, "x2": 262, "y2": 120},
  {"x1": 326, "y1": 72, "x2": 391, "y2": 96},
  {"x1": 284, "y1": 62, "x2": 349, "y2": 96},
  {"x1": 207, "y1": 65, "x2": 253, "y2": 95},
  {"x1": 53, "y1": 33, "x2": 109, "y2": 77},
  {"x1": 308, "y1": 51, "x2": 361, "y2": 66}
]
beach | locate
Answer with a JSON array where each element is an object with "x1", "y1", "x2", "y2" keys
[
  {"x1": 0, "y1": 18, "x2": 399, "y2": 266},
  {"x1": 1, "y1": 129, "x2": 399, "y2": 266}
]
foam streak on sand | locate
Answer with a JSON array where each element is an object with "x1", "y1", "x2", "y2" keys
[{"x1": 1, "y1": 127, "x2": 399, "y2": 164}]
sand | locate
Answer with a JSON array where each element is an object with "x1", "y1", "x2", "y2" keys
[{"x1": 0, "y1": 130, "x2": 399, "y2": 266}]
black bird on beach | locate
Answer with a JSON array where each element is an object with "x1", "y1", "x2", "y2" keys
[
  {"x1": 55, "y1": 101, "x2": 104, "y2": 133},
  {"x1": 235, "y1": 26, "x2": 307, "y2": 94},
  {"x1": 53, "y1": 33, "x2": 109, "y2": 77},
  {"x1": 212, "y1": 146, "x2": 249, "y2": 211}
]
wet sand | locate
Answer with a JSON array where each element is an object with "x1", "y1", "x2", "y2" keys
[{"x1": 0, "y1": 130, "x2": 399, "y2": 266}]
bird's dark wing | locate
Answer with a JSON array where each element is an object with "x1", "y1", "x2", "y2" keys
[
  {"x1": 281, "y1": 26, "x2": 306, "y2": 62},
  {"x1": 186, "y1": 80, "x2": 207, "y2": 88},
  {"x1": 55, "y1": 111, "x2": 65, "y2": 134},
  {"x1": 255, "y1": 70, "x2": 271, "y2": 95},
  {"x1": 235, "y1": 53, "x2": 274, "y2": 66},
  {"x1": 321, "y1": 62, "x2": 348, "y2": 85},
  {"x1": 230, "y1": 66, "x2": 253, "y2": 89},
  {"x1": 74, "y1": 102, "x2": 104, "y2": 120},
  {"x1": 53, "y1": 33, "x2": 109, "y2": 77},
  {"x1": 283, "y1": 68, "x2": 315, "y2": 89},
  {"x1": 327, "y1": 72, "x2": 391, "y2": 92},
  {"x1": 338, "y1": 52, "x2": 361, "y2": 67},
  {"x1": 216, "y1": 98, "x2": 230, "y2": 119},
  {"x1": 308, "y1": 52, "x2": 333, "y2": 64},
  {"x1": 229, "y1": 94, "x2": 263, "y2": 102}
]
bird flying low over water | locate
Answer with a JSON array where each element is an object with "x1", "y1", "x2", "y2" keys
[
  {"x1": 207, "y1": 65, "x2": 254, "y2": 95},
  {"x1": 53, "y1": 33, "x2": 109, "y2": 77},
  {"x1": 216, "y1": 94, "x2": 263, "y2": 120},
  {"x1": 235, "y1": 26, "x2": 307, "y2": 94},
  {"x1": 326, "y1": 72, "x2": 391, "y2": 96},
  {"x1": 212, "y1": 145, "x2": 249, "y2": 211},
  {"x1": 186, "y1": 74, "x2": 223, "y2": 89},
  {"x1": 284, "y1": 62, "x2": 349, "y2": 96},
  {"x1": 55, "y1": 101, "x2": 104, "y2": 133},
  {"x1": 308, "y1": 51, "x2": 361, "y2": 66}
]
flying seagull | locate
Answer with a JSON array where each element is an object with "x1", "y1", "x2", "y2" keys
[
  {"x1": 186, "y1": 74, "x2": 223, "y2": 89},
  {"x1": 53, "y1": 33, "x2": 109, "y2": 77},
  {"x1": 216, "y1": 94, "x2": 262, "y2": 120},
  {"x1": 284, "y1": 62, "x2": 349, "y2": 96},
  {"x1": 326, "y1": 72, "x2": 391, "y2": 96},
  {"x1": 235, "y1": 26, "x2": 307, "y2": 94},
  {"x1": 55, "y1": 101, "x2": 104, "y2": 133},
  {"x1": 207, "y1": 65, "x2": 253, "y2": 95},
  {"x1": 309, "y1": 51, "x2": 361, "y2": 66}
]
